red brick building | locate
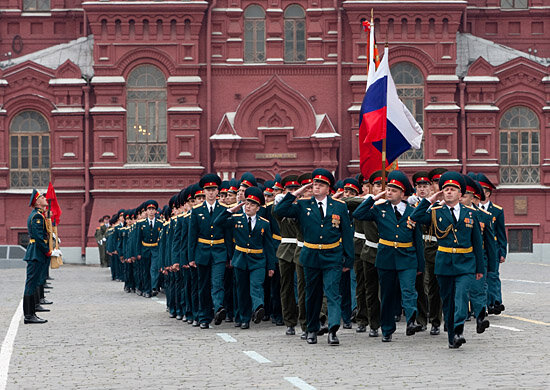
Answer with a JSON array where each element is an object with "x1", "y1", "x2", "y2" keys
[{"x1": 0, "y1": 0, "x2": 548, "y2": 263}]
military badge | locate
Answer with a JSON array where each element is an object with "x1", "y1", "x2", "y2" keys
[
  {"x1": 406, "y1": 217, "x2": 416, "y2": 229},
  {"x1": 332, "y1": 214, "x2": 340, "y2": 228},
  {"x1": 261, "y1": 228, "x2": 264, "y2": 235}
]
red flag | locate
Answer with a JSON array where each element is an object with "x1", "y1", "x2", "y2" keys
[{"x1": 46, "y1": 182, "x2": 62, "y2": 225}]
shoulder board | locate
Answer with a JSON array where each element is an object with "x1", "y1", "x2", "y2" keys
[
  {"x1": 107, "y1": 227, "x2": 114, "y2": 231},
  {"x1": 136, "y1": 218, "x2": 145, "y2": 222},
  {"x1": 193, "y1": 204, "x2": 202, "y2": 209},
  {"x1": 431, "y1": 206, "x2": 442, "y2": 210},
  {"x1": 226, "y1": 202, "x2": 237, "y2": 208},
  {"x1": 233, "y1": 213, "x2": 243, "y2": 217},
  {"x1": 184, "y1": 212, "x2": 191, "y2": 218},
  {"x1": 177, "y1": 214, "x2": 185, "y2": 218},
  {"x1": 220, "y1": 203, "x2": 229, "y2": 208},
  {"x1": 492, "y1": 204, "x2": 502, "y2": 210},
  {"x1": 479, "y1": 208, "x2": 491, "y2": 215},
  {"x1": 332, "y1": 198, "x2": 345, "y2": 204},
  {"x1": 259, "y1": 216, "x2": 269, "y2": 223},
  {"x1": 163, "y1": 221, "x2": 170, "y2": 226},
  {"x1": 265, "y1": 201, "x2": 274, "y2": 206},
  {"x1": 170, "y1": 215, "x2": 178, "y2": 220},
  {"x1": 374, "y1": 199, "x2": 386, "y2": 205},
  {"x1": 465, "y1": 205, "x2": 476, "y2": 210}
]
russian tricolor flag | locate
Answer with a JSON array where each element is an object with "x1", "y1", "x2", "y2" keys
[{"x1": 359, "y1": 47, "x2": 423, "y2": 178}]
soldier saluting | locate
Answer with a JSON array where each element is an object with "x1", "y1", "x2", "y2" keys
[
  {"x1": 410, "y1": 172, "x2": 484, "y2": 349},
  {"x1": 274, "y1": 168, "x2": 354, "y2": 345}
]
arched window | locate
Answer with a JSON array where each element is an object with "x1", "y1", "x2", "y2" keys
[
  {"x1": 23, "y1": 0, "x2": 50, "y2": 11},
  {"x1": 499, "y1": 106, "x2": 539, "y2": 184},
  {"x1": 126, "y1": 65, "x2": 167, "y2": 163},
  {"x1": 244, "y1": 5, "x2": 266, "y2": 63},
  {"x1": 10, "y1": 111, "x2": 50, "y2": 188},
  {"x1": 390, "y1": 62, "x2": 424, "y2": 160},
  {"x1": 284, "y1": 5, "x2": 306, "y2": 63}
]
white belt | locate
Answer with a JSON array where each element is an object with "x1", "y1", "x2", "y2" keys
[
  {"x1": 297, "y1": 241, "x2": 304, "y2": 248},
  {"x1": 364, "y1": 239, "x2": 378, "y2": 249},
  {"x1": 422, "y1": 235, "x2": 438, "y2": 242},
  {"x1": 281, "y1": 238, "x2": 297, "y2": 244},
  {"x1": 354, "y1": 232, "x2": 366, "y2": 240}
]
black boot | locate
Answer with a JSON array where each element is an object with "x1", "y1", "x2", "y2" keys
[
  {"x1": 24, "y1": 295, "x2": 47, "y2": 324},
  {"x1": 39, "y1": 285, "x2": 53, "y2": 304},
  {"x1": 476, "y1": 309, "x2": 490, "y2": 334},
  {"x1": 34, "y1": 288, "x2": 50, "y2": 312}
]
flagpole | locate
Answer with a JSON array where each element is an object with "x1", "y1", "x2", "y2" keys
[{"x1": 381, "y1": 41, "x2": 388, "y2": 191}]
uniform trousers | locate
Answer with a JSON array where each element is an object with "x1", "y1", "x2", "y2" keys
[
  {"x1": 378, "y1": 268, "x2": 418, "y2": 337},
  {"x1": 437, "y1": 274, "x2": 474, "y2": 345},
  {"x1": 279, "y1": 259, "x2": 298, "y2": 327},
  {"x1": 303, "y1": 265, "x2": 342, "y2": 333},
  {"x1": 197, "y1": 260, "x2": 225, "y2": 324},
  {"x1": 234, "y1": 267, "x2": 265, "y2": 324}
]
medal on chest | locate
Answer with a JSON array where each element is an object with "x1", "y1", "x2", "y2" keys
[{"x1": 332, "y1": 214, "x2": 340, "y2": 228}]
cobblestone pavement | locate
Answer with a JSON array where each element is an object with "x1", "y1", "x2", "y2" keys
[{"x1": 1, "y1": 262, "x2": 549, "y2": 389}]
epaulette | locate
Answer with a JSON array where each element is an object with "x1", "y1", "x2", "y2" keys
[
  {"x1": 431, "y1": 206, "x2": 442, "y2": 210},
  {"x1": 265, "y1": 201, "x2": 274, "y2": 207},
  {"x1": 184, "y1": 211, "x2": 191, "y2": 218},
  {"x1": 233, "y1": 213, "x2": 243, "y2": 217},
  {"x1": 193, "y1": 204, "x2": 202, "y2": 209},
  {"x1": 465, "y1": 205, "x2": 476, "y2": 211},
  {"x1": 177, "y1": 213, "x2": 185, "y2": 218},
  {"x1": 226, "y1": 202, "x2": 238, "y2": 208},
  {"x1": 107, "y1": 227, "x2": 114, "y2": 231},
  {"x1": 479, "y1": 207, "x2": 491, "y2": 215},
  {"x1": 332, "y1": 198, "x2": 345, "y2": 204},
  {"x1": 163, "y1": 221, "x2": 170, "y2": 226},
  {"x1": 137, "y1": 218, "x2": 145, "y2": 223},
  {"x1": 374, "y1": 199, "x2": 386, "y2": 205},
  {"x1": 259, "y1": 216, "x2": 269, "y2": 223},
  {"x1": 492, "y1": 203, "x2": 502, "y2": 210},
  {"x1": 220, "y1": 203, "x2": 229, "y2": 208},
  {"x1": 171, "y1": 215, "x2": 178, "y2": 220}
]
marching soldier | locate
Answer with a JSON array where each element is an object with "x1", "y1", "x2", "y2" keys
[
  {"x1": 136, "y1": 200, "x2": 162, "y2": 298},
  {"x1": 188, "y1": 174, "x2": 230, "y2": 329},
  {"x1": 275, "y1": 168, "x2": 354, "y2": 345},
  {"x1": 353, "y1": 171, "x2": 425, "y2": 342},
  {"x1": 477, "y1": 173, "x2": 507, "y2": 315},
  {"x1": 411, "y1": 171, "x2": 484, "y2": 348},
  {"x1": 214, "y1": 186, "x2": 276, "y2": 329},
  {"x1": 22, "y1": 189, "x2": 51, "y2": 324}
]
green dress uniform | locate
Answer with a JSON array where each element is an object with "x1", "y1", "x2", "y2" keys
[
  {"x1": 274, "y1": 182, "x2": 354, "y2": 339},
  {"x1": 411, "y1": 173, "x2": 484, "y2": 348},
  {"x1": 483, "y1": 201, "x2": 506, "y2": 310},
  {"x1": 95, "y1": 224, "x2": 109, "y2": 267},
  {"x1": 214, "y1": 205, "x2": 276, "y2": 326},
  {"x1": 137, "y1": 213, "x2": 163, "y2": 297},
  {"x1": 353, "y1": 195, "x2": 425, "y2": 339},
  {"x1": 105, "y1": 225, "x2": 116, "y2": 280}
]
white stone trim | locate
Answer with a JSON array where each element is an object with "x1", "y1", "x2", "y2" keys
[
  {"x1": 311, "y1": 132, "x2": 340, "y2": 138},
  {"x1": 91, "y1": 76, "x2": 125, "y2": 84},
  {"x1": 266, "y1": 58, "x2": 284, "y2": 62},
  {"x1": 349, "y1": 75, "x2": 368, "y2": 82},
  {"x1": 166, "y1": 76, "x2": 202, "y2": 83},
  {"x1": 51, "y1": 107, "x2": 85, "y2": 114},
  {"x1": 266, "y1": 8, "x2": 283, "y2": 12},
  {"x1": 348, "y1": 105, "x2": 361, "y2": 112},
  {"x1": 0, "y1": 79, "x2": 9, "y2": 85},
  {"x1": 49, "y1": 78, "x2": 86, "y2": 85},
  {"x1": 426, "y1": 75, "x2": 460, "y2": 82},
  {"x1": 266, "y1": 38, "x2": 283, "y2": 42},
  {"x1": 424, "y1": 104, "x2": 460, "y2": 111},
  {"x1": 210, "y1": 134, "x2": 242, "y2": 140},
  {"x1": 463, "y1": 76, "x2": 499, "y2": 82},
  {"x1": 306, "y1": 8, "x2": 336, "y2": 12},
  {"x1": 167, "y1": 106, "x2": 203, "y2": 113},
  {"x1": 465, "y1": 104, "x2": 499, "y2": 111},
  {"x1": 90, "y1": 106, "x2": 126, "y2": 113},
  {"x1": 227, "y1": 38, "x2": 242, "y2": 42}
]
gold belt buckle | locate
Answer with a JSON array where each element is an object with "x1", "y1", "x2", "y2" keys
[
  {"x1": 394, "y1": 242, "x2": 398, "y2": 248},
  {"x1": 210, "y1": 240, "x2": 214, "y2": 246},
  {"x1": 317, "y1": 244, "x2": 322, "y2": 249},
  {"x1": 452, "y1": 248, "x2": 456, "y2": 254},
  {"x1": 247, "y1": 249, "x2": 251, "y2": 254}
]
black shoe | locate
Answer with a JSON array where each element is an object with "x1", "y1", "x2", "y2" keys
[
  {"x1": 394, "y1": 314, "x2": 401, "y2": 322},
  {"x1": 235, "y1": 322, "x2": 242, "y2": 328},
  {"x1": 131, "y1": 288, "x2": 136, "y2": 293},
  {"x1": 46, "y1": 277, "x2": 54, "y2": 281},
  {"x1": 488, "y1": 304, "x2": 496, "y2": 315},
  {"x1": 300, "y1": 331, "x2": 307, "y2": 340},
  {"x1": 494, "y1": 301, "x2": 504, "y2": 314},
  {"x1": 498, "y1": 303, "x2": 505, "y2": 312},
  {"x1": 317, "y1": 324, "x2": 329, "y2": 336},
  {"x1": 306, "y1": 332, "x2": 317, "y2": 344},
  {"x1": 319, "y1": 313, "x2": 327, "y2": 324},
  {"x1": 192, "y1": 320, "x2": 200, "y2": 327},
  {"x1": 39, "y1": 298, "x2": 53, "y2": 305},
  {"x1": 176, "y1": 315, "x2": 183, "y2": 321},
  {"x1": 35, "y1": 305, "x2": 50, "y2": 312},
  {"x1": 286, "y1": 326, "x2": 296, "y2": 336},
  {"x1": 327, "y1": 331, "x2": 339, "y2": 345},
  {"x1": 199, "y1": 322, "x2": 210, "y2": 329},
  {"x1": 144, "y1": 293, "x2": 151, "y2": 298},
  {"x1": 476, "y1": 311, "x2": 490, "y2": 334},
  {"x1": 452, "y1": 334, "x2": 466, "y2": 348},
  {"x1": 369, "y1": 328, "x2": 379, "y2": 337},
  {"x1": 169, "y1": 312, "x2": 176, "y2": 318},
  {"x1": 24, "y1": 315, "x2": 47, "y2": 324},
  {"x1": 406, "y1": 321, "x2": 423, "y2": 336},
  {"x1": 187, "y1": 318, "x2": 194, "y2": 324},
  {"x1": 430, "y1": 325, "x2": 440, "y2": 335},
  {"x1": 276, "y1": 319, "x2": 285, "y2": 326},
  {"x1": 225, "y1": 317, "x2": 234, "y2": 323},
  {"x1": 152, "y1": 289, "x2": 158, "y2": 297},
  {"x1": 343, "y1": 322, "x2": 352, "y2": 330},
  {"x1": 252, "y1": 306, "x2": 265, "y2": 324},
  {"x1": 137, "y1": 290, "x2": 143, "y2": 296},
  {"x1": 356, "y1": 325, "x2": 367, "y2": 333},
  {"x1": 124, "y1": 287, "x2": 130, "y2": 293},
  {"x1": 262, "y1": 314, "x2": 270, "y2": 322},
  {"x1": 241, "y1": 322, "x2": 250, "y2": 329},
  {"x1": 382, "y1": 334, "x2": 392, "y2": 342},
  {"x1": 214, "y1": 307, "x2": 227, "y2": 325}
]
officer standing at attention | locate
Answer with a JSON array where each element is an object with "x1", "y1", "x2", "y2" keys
[
  {"x1": 275, "y1": 168, "x2": 354, "y2": 345},
  {"x1": 22, "y1": 189, "x2": 51, "y2": 324},
  {"x1": 477, "y1": 173, "x2": 507, "y2": 315},
  {"x1": 410, "y1": 172, "x2": 484, "y2": 348},
  {"x1": 95, "y1": 215, "x2": 110, "y2": 267},
  {"x1": 188, "y1": 173, "x2": 230, "y2": 329},
  {"x1": 214, "y1": 186, "x2": 276, "y2": 329},
  {"x1": 137, "y1": 200, "x2": 162, "y2": 298},
  {"x1": 353, "y1": 171, "x2": 425, "y2": 342}
]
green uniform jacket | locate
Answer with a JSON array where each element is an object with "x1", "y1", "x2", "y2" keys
[
  {"x1": 272, "y1": 203, "x2": 299, "y2": 263},
  {"x1": 353, "y1": 197, "x2": 424, "y2": 272},
  {"x1": 411, "y1": 199, "x2": 484, "y2": 276},
  {"x1": 188, "y1": 201, "x2": 230, "y2": 265},
  {"x1": 214, "y1": 209, "x2": 276, "y2": 271},
  {"x1": 23, "y1": 208, "x2": 50, "y2": 262},
  {"x1": 274, "y1": 193, "x2": 354, "y2": 269},
  {"x1": 137, "y1": 219, "x2": 163, "y2": 258},
  {"x1": 475, "y1": 206, "x2": 498, "y2": 273},
  {"x1": 485, "y1": 202, "x2": 507, "y2": 259}
]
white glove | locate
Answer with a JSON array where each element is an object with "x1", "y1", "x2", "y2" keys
[
  {"x1": 51, "y1": 248, "x2": 63, "y2": 257},
  {"x1": 103, "y1": 237, "x2": 107, "y2": 242},
  {"x1": 274, "y1": 193, "x2": 285, "y2": 206},
  {"x1": 407, "y1": 195, "x2": 420, "y2": 205},
  {"x1": 97, "y1": 241, "x2": 102, "y2": 245}
]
